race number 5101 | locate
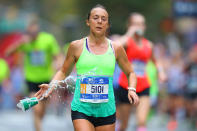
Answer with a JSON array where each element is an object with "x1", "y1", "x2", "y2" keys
[{"x1": 91, "y1": 85, "x2": 104, "y2": 93}]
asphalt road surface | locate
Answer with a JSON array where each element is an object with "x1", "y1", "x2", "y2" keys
[{"x1": 0, "y1": 109, "x2": 196, "y2": 131}]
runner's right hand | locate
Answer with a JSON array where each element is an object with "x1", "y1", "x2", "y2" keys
[
  {"x1": 34, "y1": 84, "x2": 52, "y2": 99},
  {"x1": 126, "y1": 26, "x2": 137, "y2": 37}
]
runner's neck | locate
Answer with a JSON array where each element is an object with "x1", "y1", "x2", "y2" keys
[{"x1": 88, "y1": 33, "x2": 106, "y2": 45}]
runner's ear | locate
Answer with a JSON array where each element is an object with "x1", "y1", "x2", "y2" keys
[{"x1": 86, "y1": 19, "x2": 90, "y2": 26}]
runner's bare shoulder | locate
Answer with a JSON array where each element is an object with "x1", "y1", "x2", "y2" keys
[
  {"x1": 148, "y1": 40, "x2": 154, "y2": 49},
  {"x1": 110, "y1": 41, "x2": 124, "y2": 58},
  {"x1": 69, "y1": 38, "x2": 85, "y2": 58},
  {"x1": 69, "y1": 38, "x2": 84, "y2": 49}
]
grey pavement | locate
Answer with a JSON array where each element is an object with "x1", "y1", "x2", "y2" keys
[
  {"x1": 0, "y1": 109, "x2": 73, "y2": 131},
  {"x1": 0, "y1": 109, "x2": 196, "y2": 131}
]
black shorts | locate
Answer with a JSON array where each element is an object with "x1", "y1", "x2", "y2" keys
[
  {"x1": 114, "y1": 85, "x2": 149, "y2": 104},
  {"x1": 185, "y1": 92, "x2": 197, "y2": 100},
  {"x1": 71, "y1": 110, "x2": 116, "y2": 127},
  {"x1": 26, "y1": 80, "x2": 49, "y2": 93}
]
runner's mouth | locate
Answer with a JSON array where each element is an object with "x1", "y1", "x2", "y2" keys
[{"x1": 96, "y1": 27, "x2": 102, "y2": 30}]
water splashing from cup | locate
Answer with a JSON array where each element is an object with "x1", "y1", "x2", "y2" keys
[{"x1": 17, "y1": 76, "x2": 76, "y2": 111}]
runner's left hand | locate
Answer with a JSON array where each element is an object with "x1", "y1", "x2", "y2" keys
[{"x1": 128, "y1": 90, "x2": 139, "y2": 105}]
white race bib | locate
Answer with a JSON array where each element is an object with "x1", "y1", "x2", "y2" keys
[
  {"x1": 30, "y1": 51, "x2": 46, "y2": 66},
  {"x1": 80, "y1": 77, "x2": 109, "y2": 103},
  {"x1": 132, "y1": 60, "x2": 146, "y2": 77}
]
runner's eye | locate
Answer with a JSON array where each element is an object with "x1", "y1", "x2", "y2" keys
[
  {"x1": 102, "y1": 17, "x2": 107, "y2": 21},
  {"x1": 93, "y1": 16, "x2": 99, "y2": 20}
]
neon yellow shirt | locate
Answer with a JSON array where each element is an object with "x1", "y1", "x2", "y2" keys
[
  {"x1": 20, "y1": 32, "x2": 60, "y2": 82},
  {"x1": 146, "y1": 61, "x2": 158, "y2": 97},
  {"x1": 0, "y1": 59, "x2": 9, "y2": 83}
]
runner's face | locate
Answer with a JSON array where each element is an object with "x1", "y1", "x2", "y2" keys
[
  {"x1": 87, "y1": 8, "x2": 109, "y2": 36},
  {"x1": 129, "y1": 15, "x2": 146, "y2": 34},
  {"x1": 27, "y1": 24, "x2": 40, "y2": 39}
]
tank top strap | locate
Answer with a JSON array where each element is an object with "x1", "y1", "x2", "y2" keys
[
  {"x1": 85, "y1": 37, "x2": 90, "y2": 52},
  {"x1": 107, "y1": 39, "x2": 115, "y2": 55},
  {"x1": 84, "y1": 37, "x2": 115, "y2": 55}
]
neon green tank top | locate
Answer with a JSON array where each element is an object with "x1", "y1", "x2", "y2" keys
[{"x1": 71, "y1": 37, "x2": 116, "y2": 117}]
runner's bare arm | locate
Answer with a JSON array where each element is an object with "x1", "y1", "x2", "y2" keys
[
  {"x1": 114, "y1": 26, "x2": 137, "y2": 47},
  {"x1": 113, "y1": 42, "x2": 139, "y2": 105},
  {"x1": 5, "y1": 34, "x2": 30, "y2": 56},
  {"x1": 51, "y1": 41, "x2": 78, "y2": 81},
  {"x1": 114, "y1": 43, "x2": 136, "y2": 89},
  {"x1": 148, "y1": 41, "x2": 167, "y2": 82},
  {"x1": 35, "y1": 40, "x2": 81, "y2": 98}
]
